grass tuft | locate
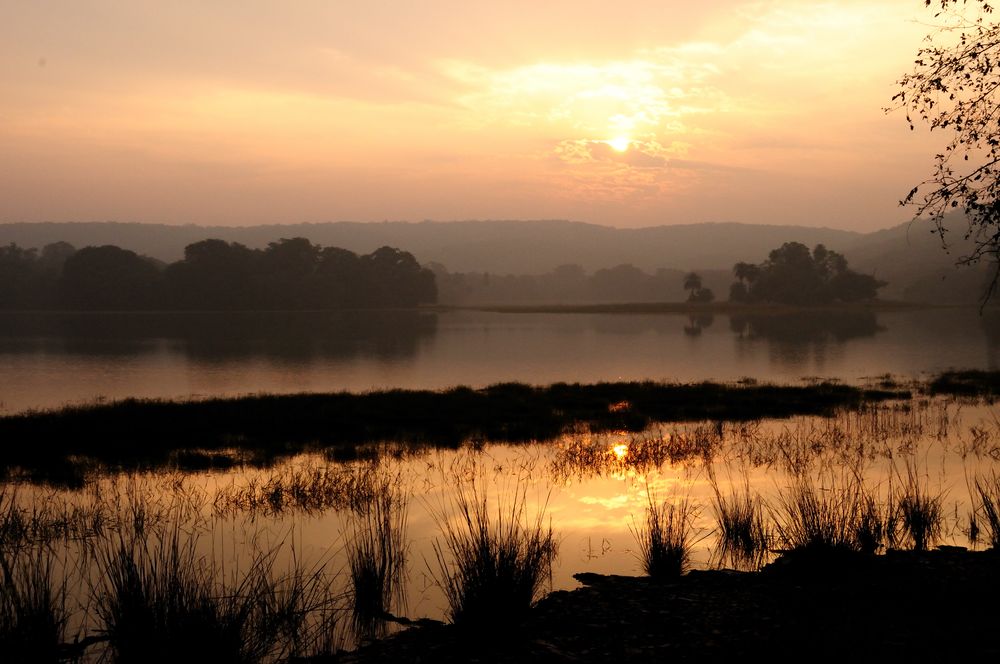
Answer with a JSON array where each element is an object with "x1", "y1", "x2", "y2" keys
[
  {"x1": 895, "y1": 466, "x2": 944, "y2": 552},
  {"x1": 95, "y1": 526, "x2": 335, "y2": 663},
  {"x1": 431, "y1": 481, "x2": 557, "y2": 628},
  {"x1": 347, "y1": 484, "x2": 408, "y2": 642},
  {"x1": 710, "y1": 475, "x2": 770, "y2": 570},
  {"x1": 0, "y1": 545, "x2": 68, "y2": 664},
  {"x1": 972, "y1": 471, "x2": 1000, "y2": 549},
  {"x1": 632, "y1": 494, "x2": 694, "y2": 579}
]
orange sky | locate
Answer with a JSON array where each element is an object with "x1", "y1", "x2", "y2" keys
[{"x1": 0, "y1": 1, "x2": 968, "y2": 231}]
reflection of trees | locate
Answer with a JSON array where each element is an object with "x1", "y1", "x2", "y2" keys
[
  {"x1": 0, "y1": 310, "x2": 438, "y2": 361},
  {"x1": 729, "y1": 311, "x2": 882, "y2": 344},
  {"x1": 683, "y1": 314, "x2": 715, "y2": 337}
]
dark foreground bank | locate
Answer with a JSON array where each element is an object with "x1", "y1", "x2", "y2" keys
[{"x1": 324, "y1": 547, "x2": 1000, "y2": 663}]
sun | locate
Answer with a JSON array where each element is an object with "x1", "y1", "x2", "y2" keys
[{"x1": 606, "y1": 136, "x2": 630, "y2": 152}]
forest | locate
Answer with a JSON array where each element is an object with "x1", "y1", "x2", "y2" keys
[{"x1": 0, "y1": 238, "x2": 437, "y2": 310}]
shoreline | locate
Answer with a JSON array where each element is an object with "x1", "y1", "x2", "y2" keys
[{"x1": 328, "y1": 546, "x2": 1000, "y2": 662}]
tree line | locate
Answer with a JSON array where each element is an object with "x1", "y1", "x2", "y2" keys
[
  {"x1": 727, "y1": 242, "x2": 884, "y2": 305},
  {"x1": 0, "y1": 238, "x2": 437, "y2": 310}
]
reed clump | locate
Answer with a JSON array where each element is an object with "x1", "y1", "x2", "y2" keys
[
  {"x1": 710, "y1": 476, "x2": 770, "y2": 570},
  {"x1": 0, "y1": 545, "x2": 68, "y2": 664},
  {"x1": 972, "y1": 472, "x2": 1000, "y2": 548},
  {"x1": 632, "y1": 495, "x2": 694, "y2": 579},
  {"x1": 895, "y1": 467, "x2": 944, "y2": 552},
  {"x1": 347, "y1": 485, "x2": 408, "y2": 641},
  {"x1": 772, "y1": 473, "x2": 894, "y2": 554},
  {"x1": 432, "y1": 482, "x2": 557, "y2": 628},
  {"x1": 94, "y1": 527, "x2": 337, "y2": 663}
]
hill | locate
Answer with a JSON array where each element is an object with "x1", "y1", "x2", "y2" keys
[{"x1": 0, "y1": 220, "x2": 860, "y2": 274}]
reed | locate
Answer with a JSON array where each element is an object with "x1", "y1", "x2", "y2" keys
[
  {"x1": 347, "y1": 485, "x2": 408, "y2": 641},
  {"x1": 710, "y1": 474, "x2": 770, "y2": 570},
  {"x1": 431, "y1": 481, "x2": 557, "y2": 627},
  {"x1": 773, "y1": 474, "x2": 862, "y2": 552},
  {"x1": 632, "y1": 493, "x2": 694, "y2": 579},
  {"x1": 895, "y1": 466, "x2": 944, "y2": 552},
  {"x1": 94, "y1": 526, "x2": 336, "y2": 663},
  {"x1": 972, "y1": 472, "x2": 1000, "y2": 548},
  {"x1": 0, "y1": 545, "x2": 68, "y2": 664}
]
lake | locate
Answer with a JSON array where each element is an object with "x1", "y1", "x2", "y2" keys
[
  {"x1": 3, "y1": 306, "x2": 1000, "y2": 657},
  {"x1": 1, "y1": 307, "x2": 998, "y2": 414}
]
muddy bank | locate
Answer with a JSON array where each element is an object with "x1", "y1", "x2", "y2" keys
[{"x1": 328, "y1": 547, "x2": 1000, "y2": 662}]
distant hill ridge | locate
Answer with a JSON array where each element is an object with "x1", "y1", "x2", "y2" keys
[
  {"x1": 0, "y1": 220, "x2": 860, "y2": 273},
  {"x1": 0, "y1": 218, "x2": 991, "y2": 303}
]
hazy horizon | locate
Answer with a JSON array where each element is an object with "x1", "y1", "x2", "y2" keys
[{"x1": 1, "y1": 1, "x2": 959, "y2": 232}]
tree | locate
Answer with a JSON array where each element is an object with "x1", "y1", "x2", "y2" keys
[
  {"x1": 682, "y1": 272, "x2": 702, "y2": 296},
  {"x1": 730, "y1": 242, "x2": 885, "y2": 305},
  {"x1": 893, "y1": 0, "x2": 1000, "y2": 296},
  {"x1": 682, "y1": 271, "x2": 714, "y2": 303},
  {"x1": 59, "y1": 245, "x2": 163, "y2": 310}
]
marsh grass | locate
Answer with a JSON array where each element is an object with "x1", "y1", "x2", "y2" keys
[
  {"x1": 710, "y1": 474, "x2": 770, "y2": 570},
  {"x1": 0, "y1": 545, "x2": 68, "y2": 663},
  {"x1": 895, "y1": 465, "x2": 944, "y2": 552},
  {"x1": 347, "y1": 483, "x2": 408, "y2": 642},
  {"x1": 0, "y1": 380, "x2": 903, "y2": 481},
  {"x1": 972, "y1": 472, "x2": 1000, "y2": 548},
  {"x1": 632, "y1": 493, "x2": 695, "y2": 579},
  {"x1": 94, "y1": 526, "x2": 338, "y2": 663},
  {"x1": 431, "y1": 480, "x2": 557, "y2": 628},
  {"x1": 212, "y1": 459, "x2": 385, "y2": 516},
  {"x1": 772, "y1": 472, "x2": 894, "y2": 554}
]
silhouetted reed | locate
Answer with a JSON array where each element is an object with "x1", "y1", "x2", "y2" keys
[
  {"x1": 895, "y1": 466, "x2": 944, "y2": 552},
  {"x1": 431, "y1": 481, "x2": 557, "y2": 627},
  {"x1": 0, "y1": 545, "x2": 68, "y2": 664},
  {"x1": 550, "y1": 425, "x2": 722, "y2": 482},
  {"x1": 972, "y1": 472, "x2": 1000, "y2": 548},
  {"x1": 213, "y1": 459, "x2": 385, "y2": 517},
  {"x1": 710, "y1": 474, "x2": 770, "y2": 570},
  {"x1": 94, "y1": 526, "x2": 338, "y2": 663},
  {"x1": 772, "y1": 472, "x2": 894, "y2": 554},
  {"x1": 632, "y1": 494, "x2": 694, "y2": 579},
  {"x1": 347, "y1": 483, "x2": 408, "y2": 642}
]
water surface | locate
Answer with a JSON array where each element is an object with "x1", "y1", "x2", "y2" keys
[{"x1": 1, "y1": 307, "x2": 998, "y2": 413}]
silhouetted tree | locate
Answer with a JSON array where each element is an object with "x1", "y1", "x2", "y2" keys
[
  {"x1": 359, "y1": 246, "x2": 437, "y2": 307},
  {"x1": 0, "y1": 243, "x2": 41, "y2": 308},
  {"x1": 893, "y1": 0, "x2": 1000, "y2": 297},
  {"x1": 729, "y1": 282, "x2": 749, "y2": 303},
  {"x1": 683, "y1": 272, "x2": 714, "y2": 303},
  {"x1": 59, "y1": 245, "x2": 163, "y2": 310},
  {"x1": 683, "y1": 272, "x2": 702, "y2": 296},
  {"x1": 0, "y1": 238, "x2": 438, "y2": 311},
  {"x1": 164, "y1": 239, "x2": 258, "y2": 309},
  {"x1": 729, "y1": 242, "x2": 885, "y2": 305}
]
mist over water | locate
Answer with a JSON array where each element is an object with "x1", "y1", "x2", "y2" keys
[{"x1": 0, "y1": 307, "x2": 997, "y2": 414}]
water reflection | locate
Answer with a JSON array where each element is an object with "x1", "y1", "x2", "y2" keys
[
  {"x1": 0, "y1": 310, "x2": 438, "y2": 360},
  {"x1": 683, "y1": 313, "x2": 714, "y2": 336},
  {"x1": 3, "y1": 308, "x2": 1000, "y2": 413},
  {"x1": 729, "y1": 310, "x2": 882, "y2": 343}
]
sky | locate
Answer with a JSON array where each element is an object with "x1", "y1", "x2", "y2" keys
[{"x1": 0, "y1": 1, "x2": 969, "y2": 231}]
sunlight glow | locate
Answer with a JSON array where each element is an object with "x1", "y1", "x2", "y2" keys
[
  {"x1": 612, "y1": 443, "x2": 629, "y2": 461},
  {"x1": 607, "y1": 136, "x2": 631, "y2": 152}
]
